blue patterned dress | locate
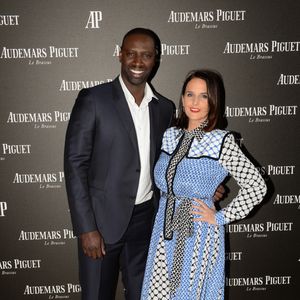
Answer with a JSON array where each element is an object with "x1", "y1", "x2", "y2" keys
[{"x1": 141, "y1": 126, "x2": 267, "y2": 300}]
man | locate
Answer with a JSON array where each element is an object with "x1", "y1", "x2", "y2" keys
[
  {"x1": 64, "y1": 28, "x2": 175, "y2": 300},
  {"x1": 64, "y1": 28, "x2": 223, "y2": 300}
]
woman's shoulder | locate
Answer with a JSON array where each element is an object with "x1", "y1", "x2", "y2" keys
[
  {"x1": 189, "y1": 129, "x2": 232, "y2": 159},
  {"x1": 161, "y1": 126, "x2": 183, "y2": 153},
  {"x1": 164, "y1": 126, "x2": 182, "y2": 137},
  {"x1": 206, "y1": 128, "x2": 230, "y2": 138}
]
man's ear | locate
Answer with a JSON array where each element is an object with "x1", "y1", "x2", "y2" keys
[{"x1": 118, "y1": 51, "x2": 122, "y2": 63}]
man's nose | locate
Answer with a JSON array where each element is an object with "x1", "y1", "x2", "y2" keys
[{"x1": 133, "y1": 55, "x2": 143, "y2": 66}]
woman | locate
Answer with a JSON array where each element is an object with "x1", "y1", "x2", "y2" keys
[{"x1": 141, "y1": 69, "x2": 267, "y2": 299}]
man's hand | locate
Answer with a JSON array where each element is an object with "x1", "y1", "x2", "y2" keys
[
  {"x1": 80, "y1": 230, "x2": 106, "y2": 259},
  {"x1": 213, "y1": 184, "x2": 226, "y2": 202}
]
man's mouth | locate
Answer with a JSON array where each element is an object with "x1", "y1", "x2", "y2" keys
[{"x1": 130, "y1": 69, "x2": 144, "y2": 76}]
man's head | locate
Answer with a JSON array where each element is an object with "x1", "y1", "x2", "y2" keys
[
  {"x1": 119, "y1": 28, "x2": 161, "y2": 89},
  {"x1": 121, "y1": 28, "x2": 161, "y2": 58}
]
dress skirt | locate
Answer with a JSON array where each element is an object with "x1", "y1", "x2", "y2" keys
[{"x1": 141, "y1": 195, "x2": 225, "y2": 300}]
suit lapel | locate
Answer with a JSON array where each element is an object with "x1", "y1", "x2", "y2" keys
[
  {"x1": 111, "y1": 79, "x2": 139, "y2": 154},
  {"x1": 149, "y1": 98, "x2": 159, "y2": 168}
]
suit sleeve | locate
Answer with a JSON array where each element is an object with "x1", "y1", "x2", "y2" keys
[
  {"x1": 215, "y1": 134, "x2": 267, "y2": 225},
  {"x1": 64, "y1": 89, "x2": 98, "y2": 236}
]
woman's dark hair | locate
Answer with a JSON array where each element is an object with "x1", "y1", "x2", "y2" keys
[{"x1": 176, "y1": 69, "x2": 226, "y2": 131}]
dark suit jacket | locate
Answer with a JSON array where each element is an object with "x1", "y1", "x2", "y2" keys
[{"x1": 64, "y1": 77, "x2": 174, "y2": 244}]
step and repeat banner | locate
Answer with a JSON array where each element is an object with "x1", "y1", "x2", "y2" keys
[{"x1": 0, "y1": 0, "x2": 299, "y2": 299}]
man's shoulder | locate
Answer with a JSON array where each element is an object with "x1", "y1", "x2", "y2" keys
[
  {"x1": 153, "y1": 90, "x2": 175, "y2": 111},
  {"x1": 154, "y1": 91, "x2": 172, "y2": 103},
  {"x1": 80, "y1": 78, "x2": 118, "y2": 96}
]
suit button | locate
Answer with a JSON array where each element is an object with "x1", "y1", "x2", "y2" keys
[{"x1": 136, "y1": 169, "x2": 140, "y2": 172}]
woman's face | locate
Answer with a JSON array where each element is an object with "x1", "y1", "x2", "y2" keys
[{"x1": 182, "y1": 77, "x2": 210, "y2": 130}]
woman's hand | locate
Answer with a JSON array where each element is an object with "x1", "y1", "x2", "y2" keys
[{"x1": 191, "y1": 198, "x2": 217, "y2": 225}]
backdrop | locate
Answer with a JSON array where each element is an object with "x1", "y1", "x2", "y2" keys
[{"x1": 0, "y1": 0, "x2": 299, "y2": 299}]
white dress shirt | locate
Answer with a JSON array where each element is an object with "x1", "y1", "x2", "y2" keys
[{"x1": 119, "y1": 75, "x2": 157, "y2": 205}]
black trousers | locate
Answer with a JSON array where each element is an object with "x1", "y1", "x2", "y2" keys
[{"x1": 78, "y1": 200, "x2": 155, "y2": 300}]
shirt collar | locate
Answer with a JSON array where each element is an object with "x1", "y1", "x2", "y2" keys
[{"x1": 119, "y1": 75, "x2": 158, "y2": 107}]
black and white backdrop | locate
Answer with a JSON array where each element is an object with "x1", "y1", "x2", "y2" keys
[{"x1": 0, "y1": 1, "x2": 299, "y2": 299}]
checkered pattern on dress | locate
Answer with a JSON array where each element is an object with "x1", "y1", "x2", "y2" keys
[
  {"x1": 162, "y1": 127, "x2": 231, "y2": 159},
  {"x1": 196, "y1": 227, "x2": 211, "y2": 299},
  {"x1": 148, "y1": 233, "x2": 170, "y2": 300},
  {"x1": 188, "y1": 129, "x2": 226, "y2": 158},
  {"x1": 215, "y1": 134, "x2": 267, "y2": 225},
  {"x1": 209, "y1": 226, "x2": 220, "y2": 274},
  {"x1": 169, "y1": 199, "x2": 193, "y2": 294},
  {"x1": 189, "y1": 224, "x2": 202, "y2": 291},
  {"x1": 161, "y1": 127, "x2": 183, "y2": 154}
]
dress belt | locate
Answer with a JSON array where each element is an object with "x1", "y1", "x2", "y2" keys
[{"x1": 161, "y1": 191, "x2": 194, "y2": 294}]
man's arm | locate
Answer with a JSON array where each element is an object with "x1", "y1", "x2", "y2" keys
[{"x1": 64, "y1": 89, "x2": 98, "y2": 237}]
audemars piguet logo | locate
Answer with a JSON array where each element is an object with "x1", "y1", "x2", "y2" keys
[
  {"x1": 226, "y1": 275, "x2": 292, "y2": 291},
  {"x1": 273, "y1": 194, "x2": 300, "y2": 208},
  {"x1": 226, "y1": 223, "x2": 264, "y2": 234},
  {"x1": 12, "y1": 171, "x2": 65, "y2": 189},
  {"x1": 23, "y1": 283, "x2": 81, "y2": 295},
  {"x1": 59, "y1": 79, "x2": 112, "y2": 91},
  {"x1": 1, "y1": 259, "x2": 41, "y2": 275},
  {"x1": 223, "y1": 40, "x2": 300, "y2": 60},
  {"x1": 0, "y1": 202, "x2": 7, "y2": 217},
  {"x1": 161, "y1": 43, "x2": 190, "y2": 55},
  {"x1": 277, "y1": 74, "x2": 300, "y2": 85},
  {"x1": 226, "y1": 221, "x2": 293, "y2": 238},
  {"x1": 85, "y1": 11, "x2": 102, "y2": 29},
  {"x1": 225, "y1": 104, "x2": 298, "y2": 123},
  {"x1": 12, "y1": 171, "x2": 64, "y2": 189},
  {"x1": 113, "y1": 43, "x2": 190, "y2": 57},
  {"x1": 258, "y1": 165, "x2": 295, "y2": 176},
  {"x1": 167, "y1": 9, "x2": 246, "y2": 29},
  {"x1": 2, "y1": 143, "x2": 31, "y2": 155},
  {"x1": 1, "y1": 46, "x2": 79, "y2": 59},
  {"x1": 0, "y1": 46, "x2": 79, "y2": 65},
  {"x1": 0, "y1": 15, "x2": 19, "y2": 26},
  {"x1": 18, "y1": 229, "x2": 75, "y2": 247},
  {"x1": 6, "y1": 111, "x2": 70, "y2": 129},
  {"x1": 225, "y1": 251, "x2": 243, "y2": 261}
]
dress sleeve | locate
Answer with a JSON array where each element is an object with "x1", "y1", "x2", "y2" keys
[{"x1": 215, "y1": 134, "x2": 267, "y2": 225}]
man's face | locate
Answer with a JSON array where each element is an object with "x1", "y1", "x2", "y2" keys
[{"x1": 119, "y1": 33, "x2": 156, "y2": 89}]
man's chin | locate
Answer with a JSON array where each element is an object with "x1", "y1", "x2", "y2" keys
[{"x1": 129, "y1": 77, "x2": 148, "y2": 86}]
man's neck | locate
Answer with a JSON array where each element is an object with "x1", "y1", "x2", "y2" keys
[{"x1": 125, "y1": 82, "x2": 146, "y2": 106}]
